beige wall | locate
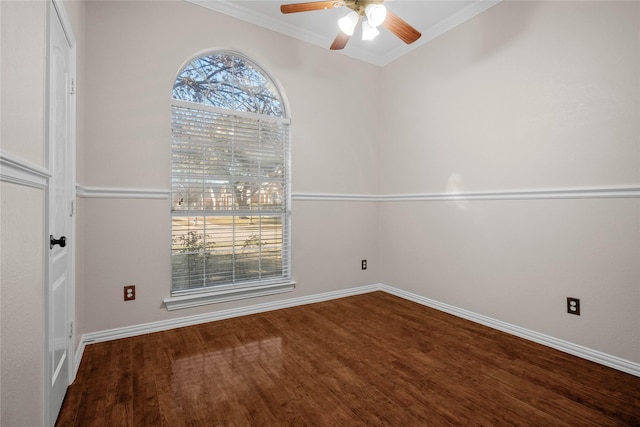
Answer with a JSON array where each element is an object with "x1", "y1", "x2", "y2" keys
[
  {"x1": 0, "y1": 183, "x2": 46, "y2": 427},
  {"x1": 80, "y1": 0, "x2": 381, "y2": 333},
  {"x1": 379, "y1": 1, "x2": 640, "y2": 362},
  {"x1": 0, "y1": 1, "x2": 47, "y2": 165},
  {"x1": 0, "y1": 2, "x2": 47, "y2": 426},
  {"x1": 380, "y1": 1, "x2": 638, "y2": 193}
]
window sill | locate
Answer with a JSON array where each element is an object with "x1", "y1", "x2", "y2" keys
[{"x1": 163, "y1": 281, "x2": 296, "y2": 311}]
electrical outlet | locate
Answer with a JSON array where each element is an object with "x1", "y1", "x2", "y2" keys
[
  {"x1": 124, "y1": 285, "x2": 136, "y2": 301},
  {"x1": 567, "y1": 297, "x2": 580, "y2": 315},
  {"x1": 361, "y1": 260, "x2": 367, "y2": 270}
]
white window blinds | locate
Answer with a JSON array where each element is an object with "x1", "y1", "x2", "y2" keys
[{"x1": 171, "y1": 101, "x2": 291, "y2": 294}]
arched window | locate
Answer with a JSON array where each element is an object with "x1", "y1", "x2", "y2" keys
[{"x1": 168, "y1": 51, "x2": 292, "y2": 305}]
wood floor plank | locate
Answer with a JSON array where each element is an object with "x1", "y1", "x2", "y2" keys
[
  {"x1": 56, "y1": 292, "x2": 640, "y2": 426},
  {"x1": 490, "y1": 368, "x2": 619, "y2": 426}
]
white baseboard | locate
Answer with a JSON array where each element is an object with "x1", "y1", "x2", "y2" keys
[
  {"x1": 79, "y1": 284, "x2": 379, "y2": 346},
  {"x1": 74, "y1": 283, "x2": 640, "y2": 378},
  {"x1": 72, "y1": 340, "x2": 86, "y2": 382},
  {"x1": 379, "y1": 284, "x2": 640, "y2": 377}
]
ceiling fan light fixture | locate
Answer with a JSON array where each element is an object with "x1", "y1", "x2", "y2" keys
[
  {"x1": 338, "y1": 11, "x2": 359, "y2": 36},
  {"x1": 361, "y1": 19, "x2": 380, "y2": 40},
  {"x1": 365, "y1": 4, "x2": 387, "y2": 27}
]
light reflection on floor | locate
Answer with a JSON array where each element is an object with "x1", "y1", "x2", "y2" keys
[{"x1": 170, "y1": 337, "x2": 283, "y2": 404}]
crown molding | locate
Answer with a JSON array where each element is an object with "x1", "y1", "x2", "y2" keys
[
  {"x1": 187, "y1": 0, "x2": 502, "y2": 67},
  {"x1": 188, "y1": 0, "x2": 384, "y2": 65},
  {"x1": 378, "y1": 0, "x2": 501, "y2": 65}
]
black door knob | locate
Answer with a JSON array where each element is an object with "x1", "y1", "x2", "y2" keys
[{"x1": 50, "y1": 235, "x2": 67, "y2": 249}]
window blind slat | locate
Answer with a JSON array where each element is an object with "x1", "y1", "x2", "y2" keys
[{"x1": 171, "y1": 103, "x2": 290, "y2": 293}]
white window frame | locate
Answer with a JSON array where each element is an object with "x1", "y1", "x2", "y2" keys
[{"x1": 164, "y1": 51, "x2": 294, "y2": 310}]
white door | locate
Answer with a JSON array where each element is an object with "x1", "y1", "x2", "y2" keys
[{"x1": 47, "y1": 1, "x2": 75, "y2": 425}]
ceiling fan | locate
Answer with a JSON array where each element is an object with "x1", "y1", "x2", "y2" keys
[{"x1": 280, "y1": 0, "x2": 421, "y2": 50}]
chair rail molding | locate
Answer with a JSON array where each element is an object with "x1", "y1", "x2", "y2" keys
[
  {"x1": 76, "y1": 185, "x2": 170, "y2": 200},
  {"x1": 73, "y1": 185, "x2": 639, "y2": 202},
  {"x1": 0, "y1": 150, "x2": 50, "y2": 189},
  {"x1": 292, "y1": 186, "x2": 640, "y2": 202}
]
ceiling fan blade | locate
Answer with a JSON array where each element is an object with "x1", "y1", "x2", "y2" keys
[
  {"x1": 383, "y1": 10, "x2": 421, "y2": 44},
  {"x1": 280, "y1": 1, "x2": 341, "y2": 14},
  {"x1": 330, "y1": 31, "x2": 351, "y2": 50}
]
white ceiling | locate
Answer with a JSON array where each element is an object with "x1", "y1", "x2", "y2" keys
[{"x1": 189, "y1": 0, "x2": 501, "y2": 66}]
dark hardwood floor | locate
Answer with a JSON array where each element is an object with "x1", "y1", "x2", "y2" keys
[{"x1": 56, "y1": 292, "x2": 640, "y2": 426}]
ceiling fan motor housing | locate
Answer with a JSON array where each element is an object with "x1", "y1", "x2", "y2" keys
[{"x1": 344, "y1": 0, "x2": 385, "y2": 16}]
